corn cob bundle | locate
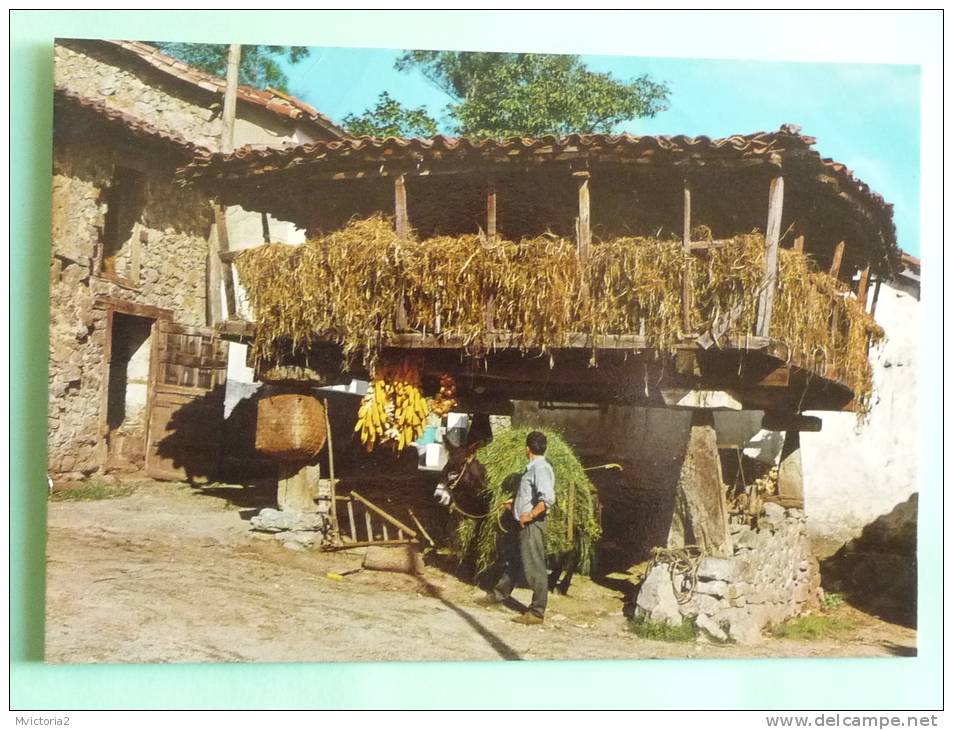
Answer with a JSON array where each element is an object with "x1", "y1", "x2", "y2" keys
[
  {"x1": 354, "y1": 355, "x2": 429, "y2": 452},
  {"x1": 430, "y1": 373, "x2": 457, "y2": 418}
]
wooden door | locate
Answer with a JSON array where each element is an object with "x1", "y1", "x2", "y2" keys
[{"x1": 145, "y1": 320, "x2": 229, "y2": 481}]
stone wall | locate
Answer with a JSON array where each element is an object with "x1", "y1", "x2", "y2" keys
[
  {"x1": 636, "y1": 503, "x2": 821, "y2": 644},
  {"x1": 48, "y1": 135, "x2": 212, "y2": 479},
  {"x1": 55, "y1": 41, "x2": 223, "y2": 150}
]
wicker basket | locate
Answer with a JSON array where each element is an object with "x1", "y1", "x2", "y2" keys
[{"x1": 255, "y1": 392, "x2": 327, "y2": 462}]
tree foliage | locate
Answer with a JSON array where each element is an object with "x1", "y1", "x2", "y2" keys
[
  {"x1": 395, "y1": 51, "x2": 670, "y2": 138},
  {"x1": 151, "y1": 43, "x2": 309, "y2": 92},
  {"x1": 342, "y1": 91, "x2": 438, "y2": 138}
]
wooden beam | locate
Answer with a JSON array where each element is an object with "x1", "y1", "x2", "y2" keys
[
  {"x1": 682, "y1": 181, "x2": 692, "y2": 333},
  {"x1": 486, "y1": 175, "x2": 497, "y2": 239},
  {"x1": 761, "y1": 413, "x2": 822, "y2": 432},
  {"x1": 829, "y1": 240, "x2": 846, "y2": 279},
  {"x1": 856, "y1": 264, "x2": 871, "y2": 308},
  {"x1": 755, "y1": 175, "x2": 784, "y2": 338},
  {"x1": 575, "y1": 171, "x2": 591, "y2": 258},
  {"x1": 793, "y1": 234, "x2": 805, "y2": 253}
]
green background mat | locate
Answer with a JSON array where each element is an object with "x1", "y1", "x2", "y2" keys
[{"x1": 11, "y1": 10, "x2": 942, "y2": 710}]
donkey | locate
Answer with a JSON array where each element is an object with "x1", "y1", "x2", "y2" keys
[{"x1": 433, "y1": 437, "x2": 580, "y2": 595}]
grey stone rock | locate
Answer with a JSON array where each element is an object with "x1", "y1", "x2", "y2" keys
[
  {"x1": 250, "y1": 508, "x2": 326, "y2": 534},
  {"x1": 696, "y1": 613, "x2": 728, "y2": 642},
  {"x1": 697, "y1": 556, "x2": 736, "y2": 582},
  {"x1": 635, "y1": 564, "x2": 683, "y2": 627},
  {"x1": 734, "y1": 529, "x2": 767, "y2": 550},
  {"x1": 728, "y1": 614, "x2": 764, "y2": 645},
  {"x1": 682, "y1": 593, "x2": 725, "y2": 616}
]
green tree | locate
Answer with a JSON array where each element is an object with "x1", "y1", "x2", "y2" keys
[
  {"x1": 342, "y1": 91, "x2": 438, "y2": 137},
  {"x1": 151, "y1": 43, "x2": 309, "y2": 92},
  {"x1": 395, "y1": 51, "x2": 670, "y2": 138}
]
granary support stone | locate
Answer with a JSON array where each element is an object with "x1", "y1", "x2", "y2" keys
[
  {"x1": 667, "y1": 410, "x2": 732, "y2": 557},
  {"x1": 777, "y1": 429, "x2": 805, "y2": 508},
  {"x1": 276, "y1": 462, "x2": 320, "y2": 513}
]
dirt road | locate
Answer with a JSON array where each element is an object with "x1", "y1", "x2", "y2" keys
[{"x1": 45, "y1": 480, "x2": 916, "y2": 663}]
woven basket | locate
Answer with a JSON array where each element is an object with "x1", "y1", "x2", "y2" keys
[{"x1": 255, "y1": 392, "x2": 327, "y2": 462}]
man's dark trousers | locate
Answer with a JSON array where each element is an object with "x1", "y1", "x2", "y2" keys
[{"x1": 491, "y1": 519, "x2": 548, "y2": 618}]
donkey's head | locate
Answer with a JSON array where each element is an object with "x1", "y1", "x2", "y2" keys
[{"x1": 433, "y1": 440, "x2": 488, "y2": 510}]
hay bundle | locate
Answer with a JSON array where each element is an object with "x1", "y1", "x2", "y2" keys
[
  {"x1": 455, "y1": 428, "x2": 602, "y2": 576},
  {"x1": 236, "y1": 217, "x2": 884, "y2": 416}
]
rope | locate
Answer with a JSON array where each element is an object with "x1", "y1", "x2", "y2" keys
[{"x1": 650, "y1": 545, "x2": 706, "y2": 604}]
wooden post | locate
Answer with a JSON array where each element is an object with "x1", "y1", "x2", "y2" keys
[
  {"x1": 346, "y1": 499, "x2": 357, "y2": 542},
  {"x1": 220, "y1": 44, "x2": 241, "y2": 154},
  {"x1": 869, "y1": 276, "x2": 883, "y2": 317},
  {"x1": 575, "y1": 171, "x2": 591, "y2": 258},
  {"x1": 486, "y1": 175, "x2": 497, "y2": 240},
  {"x1": 829, "y1": 240, "x2": 846, "y2": 279},
  {"x1": 323, "y1": 399, "x2": 339, "y2": 540},
  {"x1": 211, "y1": 202, "x2": 237, "y2": 319},
  {"x1": 777, "y1": 430, "x2": 805, "y2": 509},
  {"x1": 260, "y1": 211, "x2": 271, "y2": 244},
  {"x1": 394, "y1": 173, "x2": 409, "y2": 239},
  {"x1": 484, "y1": 175, "x2": 497, "y2": 332},
  {"x1": 856, "y1": 264, "x2": 871, "y2": 309},
  {"x1": 206, "y1": 224, "x2": 223, "y2": 327},
  {"x1": 793, "y1": 234, "x2": 805, "y2": 253},
  {"x1": 394, "y1": 173, "x2": 409, "y2": 330},
  {"x1": 755, "y1": 175, "x2": 784, "y2": 338},
  {"x1": 682, "y1": 181, "x2": 692, "y2": 333}
]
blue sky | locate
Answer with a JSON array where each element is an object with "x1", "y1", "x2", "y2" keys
[{"x1": 282, "y1": 48, "x2": 920, "y2": 255}]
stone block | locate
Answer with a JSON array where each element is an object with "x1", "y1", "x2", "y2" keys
[
  {"x1": 695, "y1": 579, "x2": 730, "y2": 598},
  {"x1": 697, "y1": 556, "x2": 736, "y2": 582},
  {"x1": 696, "y1": 613, "x2": 728, "y2": 642},
  {"x1": 635, "y1": 564, "x2": 683, "y2": 627},
  {"x1": 250, "y1": 508, "x2": 326, "y2": 534}
]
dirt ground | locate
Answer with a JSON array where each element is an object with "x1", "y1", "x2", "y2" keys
[{"x1": 44, "y1": 479, "x2": 916, "y2": 664}]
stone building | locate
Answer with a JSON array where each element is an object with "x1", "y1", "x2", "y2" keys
[{"x1": 49, "y1": 39, "x2": 344, "y2": 482}]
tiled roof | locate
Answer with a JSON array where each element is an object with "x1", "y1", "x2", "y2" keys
[
  {"x1": 186, "y1": 128, "x2": 811, "y2": 174},
  {"x1": 100, "y1": 40, "x2": 346, "y2": 138},
  {"x1": 180, "y1": 125, "x2": 896, "y2": 250},
  {"x1": 54, "y1": 86, "x2": 208, "y2": 154}
]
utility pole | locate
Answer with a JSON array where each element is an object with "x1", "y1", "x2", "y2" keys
[
  {"x1": 220, "y1": 43, "x2": 241, "y2": 154},
  {"x1": 209, "y1": 44, "x2": 242, "y2": 326}
]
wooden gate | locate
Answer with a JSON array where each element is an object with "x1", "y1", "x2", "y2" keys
[{"x1": 145, "y1": 320, "x2": 229, "y2": 481}]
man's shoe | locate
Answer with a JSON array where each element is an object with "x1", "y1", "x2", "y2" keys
[
  {"x1": 475, "y1": 593, "x2": 500, "y2": 608},
  {"x1": 511, "y1": 612, "x2": 544, "y2": 625}
]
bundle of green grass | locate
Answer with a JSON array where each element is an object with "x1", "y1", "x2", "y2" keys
[{"x1": 455, "y1": 428, "x2": 602, "y2": 576}]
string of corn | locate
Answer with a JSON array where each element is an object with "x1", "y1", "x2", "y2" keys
[{"x1": 354, "y1": 354, "x2": 429, "y2": 452}]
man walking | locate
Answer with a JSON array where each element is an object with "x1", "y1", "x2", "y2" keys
[{"x1": 477, "y1": 430, "x2": 556, "y2": 625}]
